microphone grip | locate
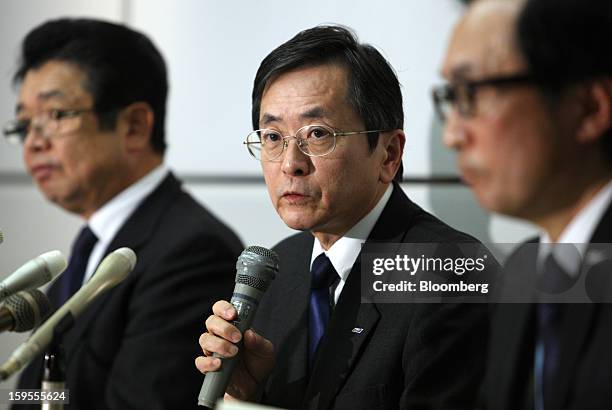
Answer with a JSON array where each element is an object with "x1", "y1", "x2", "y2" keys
[{"x1": 198, "y1": 284, "x2": 263, "y2": 408}]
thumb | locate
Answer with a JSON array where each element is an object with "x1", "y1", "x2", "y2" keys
[{"x1": 243, "y1": 329, "x2": 275, "y2": 358}]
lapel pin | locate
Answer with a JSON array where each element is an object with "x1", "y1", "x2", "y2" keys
[{"x1": 351, "y1": 327, "x2": 364, "y2": 334}]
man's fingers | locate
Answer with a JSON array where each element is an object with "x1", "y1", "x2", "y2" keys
[
  {"x1": 195, "y1": 356, "x2": 222, "y2": 374},
  {"x1": 199, "y1": 332, "x2": 240, "y2": 357},
  {"x1": 243, "y1": 329, "x2": 275, "y2": 358},
  {"x1": 212, "y1": 300, "x2": 237, "y2": 320},
  {"x1": 223, "y1": 392, "x2": 238, "y2": 402},
  {"x1": 205, "y1": 314, "x2": 242, "y2": 343}
]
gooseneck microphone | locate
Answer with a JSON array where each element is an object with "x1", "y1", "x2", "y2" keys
[
  {"x1": 0, "y1": 251, "x2": 67, "y2": 302},
  {"x1": 0, "y1": 289, "x2": 52, "y2": 333},
  {"x1": 198, "y1": 246, "x2": 279, "y2": 408},
  {"x1": 0, "y1": 247, "x2": 136, "y2": 381}
]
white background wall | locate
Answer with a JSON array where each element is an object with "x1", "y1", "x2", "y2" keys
[{"x1": 0, "y1": 0, "x2": 536, "y2": 398}]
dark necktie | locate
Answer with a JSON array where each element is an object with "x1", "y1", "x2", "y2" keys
[
  {"x1": 48, "y1": 226, "x2": 98, "y2": 309},
  {"x1": 308, "y1": 253, "x2": 338, "y2": 369},
  {"x1": 535, "y1": 254, "x2": 573, "y2": 410}
]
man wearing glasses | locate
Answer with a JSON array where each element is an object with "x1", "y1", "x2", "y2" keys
[
  {"x1": 4, "y1": 18, "x2": 242, "y2": 409},
  {"x1": 196, "y1": 25, "x2": 490, "y2": 409},
  {"x1": 436, "y1": 0, "x2": 612, "y2": 409}
]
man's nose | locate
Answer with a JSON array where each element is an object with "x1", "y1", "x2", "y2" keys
[
  {"x1": 281, "y1": 138, "x2": 311, "y2": 177},
  {"x1": 442, "y1": 110, "x2": 467, "y2": 150},
  {"x1": 23, "y1": 122, "x2": 52, "y2": 152}
]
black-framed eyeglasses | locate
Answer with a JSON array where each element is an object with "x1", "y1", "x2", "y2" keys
[
  {"x1": 243, "y1": 124, "x2": 389, "y2": 161},
  {"x1": 431, "y1": 73, "x2": 534, "y2": 122},
  {"x1": 2, "y1": 108, "x2": 95, "y2": 145}
]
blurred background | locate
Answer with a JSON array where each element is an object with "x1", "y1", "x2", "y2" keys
[{"x1": 0, "y1": 0, "x2": 536, "y2": 395}]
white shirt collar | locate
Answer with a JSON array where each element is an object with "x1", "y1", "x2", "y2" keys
[
  {"x1": 83, "y1": 165, "x2": 169, "y2": 282},
  {"x1": 310, "y1": 184, "x2": 393, "y2": 303},
  {"x1": 539, "y1": 180, "x2": 612, "y2": 275}
]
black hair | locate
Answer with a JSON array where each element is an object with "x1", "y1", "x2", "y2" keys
[
  {"x1": 252, "y1": 25, "x2": 404, "y2": 182},
  {"x1": 14, "y1": 18, "x2": 168, "y2": 154},
  {"x1": 517, "y1": 0, "x2": 612, "y2": 161}
]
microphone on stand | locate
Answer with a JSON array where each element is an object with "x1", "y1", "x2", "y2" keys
[
  {"x1": 0, "y1": 289, "x2": 51, "y2": 333},
  {"x1": 0, "y1": 247, "x2": 136, "y2": 381},
  {"x1": 0, "y1": 251, "x2": 67, "y2": 302}
]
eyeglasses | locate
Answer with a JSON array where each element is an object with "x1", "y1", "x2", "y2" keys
[
  {"x1": 243, "y1": 124, "x2": 388, "y2": 161},
  {"x1": 3, "y1": 108, "x2": 95, "y2": 145},
  {"x1": 431, "y1": 73, "x2": 534, "y2": 122}
]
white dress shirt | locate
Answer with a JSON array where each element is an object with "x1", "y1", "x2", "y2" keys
[
  {"x1": 539, "y1": 180, "x2": 612, "y2": 276},
  {"x1": 310, "y1": 184, "x2": 393, "y2": 304},
  {"x1": 83, "y1": 165, "x2": 169, "y2": 283}
]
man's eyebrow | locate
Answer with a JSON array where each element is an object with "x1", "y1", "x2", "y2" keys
[
  {"x1": 259, "y1": 106, "x2": 329, "y2": 127},
  {"x1": 300, "y1": 106, "x2": 327, "y2": 120},
  {"x1": 260, "y1": 113, "x2": 281, "y2": 127},
  {"x1": 448, "y1": 64, "x2": 473, "y2": 80},
  {"x1": 38, "y1": 90, "x2": 67, "y2": 100},
  {"x1": 15, "y1": 90, "x2": 68, "y2": 114}
]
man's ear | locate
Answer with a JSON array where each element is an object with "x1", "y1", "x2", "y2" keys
[
  {"x1": 576, "y1": 78, "x2": 612, "y2": 144},
  {"x1": 379, "y1": 129, "x2": 405, "y2": 184},
  {"x1": 118, "y1": 102, "x2": 155, "y2": 152}
]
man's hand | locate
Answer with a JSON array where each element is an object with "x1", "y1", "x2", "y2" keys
[{"x1": 195, "y1": 300, "x2": 276, "y2": 401}]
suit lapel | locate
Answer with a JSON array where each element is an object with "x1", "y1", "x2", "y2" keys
[
  {"x1": 493, "y1": 303, "x2": 534, "y2": 410},
  {"x1": 277, "y1": 277, "x2": 311, "y2": 387},
  {"x1": 549, "y1": 200, "x2": 612, "y2": 407},
  {"x1": 303, "y1": 184, "x2": 419, "y2": 409},
  {"x1": 63, "y1": 173, "x2": 183, "y2": 353},
  {"x1": 589, "y1": 200, "x2": 612, "y2": 243},
  {"x1": 548, "y1": 304, "x2": 596, "y2": 409},
  {"x1": 268, "y1": 237, "x2": 312, "y2": 404},
  {"x1": 491, "y1": 243, "x2": 538, "y2": 410}
]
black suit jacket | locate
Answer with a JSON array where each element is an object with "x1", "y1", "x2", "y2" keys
[
  {"x1": 482, "y1": 200, "x2": 612, "y2": 410},
  {"x1": 253, "y1": 185, "x2": 490, "y2": 410},
  {"x1": 15, "y1": 173, "x2": 243, "y2": 410}
]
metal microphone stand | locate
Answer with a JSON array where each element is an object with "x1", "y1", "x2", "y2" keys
[{"x1": 41, "y1": 313, "x2": 73, "y2": 410}]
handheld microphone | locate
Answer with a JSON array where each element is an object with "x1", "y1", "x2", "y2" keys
[
  {"x1": 198, "y1": 245, "x2": 279, "y2": 408},
  {"x1": 0, "y1": 247, "x2": 136, "y2": 381},
  {"x1": 0, "y1": 289, "x2": 51, "y2": 333},
  {"x1": 0, "y1": 251, "x2": 67, "y2": 302}
]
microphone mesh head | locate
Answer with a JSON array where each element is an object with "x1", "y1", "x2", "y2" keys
[
  {"x1": 4, "y1": 289, "x2": 51, "y2": 332},
  {"x1": 235, "y1": 246, "x2": 279, "y2": 291},
  {"x1": 244, "y1": 246, "x2": 279, "y2": 265},
  {"x1": 0, "y1": 229, "x2": 3, "y2": 244},
  {"x1": 236, "y1": 274, "x2": 268, "y2": 290}
]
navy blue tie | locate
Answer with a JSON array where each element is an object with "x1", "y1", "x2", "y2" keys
[
  {"x1": 308, "y1": 253, "x2": 338, "y2": 369},
  {"x1": 49, "y1": 226, "x2": 98, "y2": 309},
  {"x1": 535, "y1": 254, "x2": 572, "y2": 410}
]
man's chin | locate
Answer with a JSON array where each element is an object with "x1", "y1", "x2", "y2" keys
[
  {"x1": 37, "y1": 185, "x2": 58, "y2": 203},
  {"x1": 278, "y1": 212, "x2": 315, "y2": 232},
  {"x1": 474, "y1": 189, "x2": 522, "y2": 218},
  {"x1": 281, "y1": 220, "x2": 312, "y2": 232},
  {"x1": 38, "y1": 187, "x2": 81, "y2": 214}
]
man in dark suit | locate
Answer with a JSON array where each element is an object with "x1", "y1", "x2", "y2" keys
[
  {"x1": 436, "y1": 0, "x2": 612, "y2": 408},
  {"x1": 3, "y1": 19, "x2": 242, "y2": 409},
  {"x1": 196, "y1": 25, "x2": 490, "y2": 409}
]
